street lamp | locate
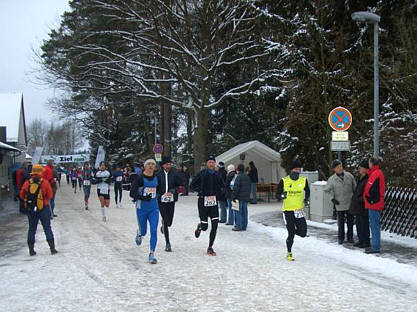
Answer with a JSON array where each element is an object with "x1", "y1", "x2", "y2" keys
[{"x1": 352, "y1": 11, "x2": 381, "y2": 158}]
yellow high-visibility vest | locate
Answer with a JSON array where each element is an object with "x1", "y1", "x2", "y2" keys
[{"x1": 282, "y1": 176, "x2": 306, "y2": 211}]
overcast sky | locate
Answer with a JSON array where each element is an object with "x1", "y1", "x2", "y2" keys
[{"x1": 0, "y1": 0, "x2": 70, "y2": 124}]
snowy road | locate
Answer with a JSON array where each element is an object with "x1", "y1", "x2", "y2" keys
[{"x1": 1, "y1": 184, "x2": 417, "y2": 312}]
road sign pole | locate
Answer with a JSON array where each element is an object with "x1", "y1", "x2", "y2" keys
[{"x1": 374, "y1": 22, "x2": 379, "y2": 158}]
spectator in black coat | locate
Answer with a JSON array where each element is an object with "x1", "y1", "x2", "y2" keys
[
  {"x1": 248, "y1": 161, "x2": 258, "y2": 204},
  {"x1": 232, "y1": 164, "x2": 252, "y2": 231},
  {"x1": 217, "y1": 162, "x2": 227, "y2": 223},
  {"x1": 349, "y1": 160, "x2": 371, "y2": 248}
]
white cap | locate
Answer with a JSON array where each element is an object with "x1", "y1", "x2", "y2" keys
[
  {"x1": 144, "y1": 159, "x2": 156, "y2": 167},
  {"x1": 227, "y1": 164, "x2": 235, "y2": 173}
]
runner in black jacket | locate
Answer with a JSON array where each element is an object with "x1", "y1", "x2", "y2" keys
[{"x1": 190, "y1": 156, "x2": 225, "y2": 256}]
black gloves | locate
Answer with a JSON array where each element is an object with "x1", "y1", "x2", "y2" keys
[
  {"x1": 331, "y1": 198, "x2": 340, "y2": 205},
  {"x1": 304, "y1": 199, "x2": 310, "y2": 206},
  {"x1": 280, "y1": 192, "x2": 287, "y2": 200},
  {"x1": 104, "y1": 177, "x2": 111, "y2": 184}
]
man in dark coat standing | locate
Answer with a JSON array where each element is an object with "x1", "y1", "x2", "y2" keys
[
  {"x1": 232, "y1": 164, "x2": 251, "y2": 231},
  {"x1": 248, "y1": 161, "x2": 258, "y2": 204},
  {"x1": 216, "y1": 162, "x2": 228, "y2": 223},
  {"x1": 157, "y1": 156, "x2": 182, "y2": 252},
  {"x1": 349, "y1": 160, "x2": 370, "y2": 248}
]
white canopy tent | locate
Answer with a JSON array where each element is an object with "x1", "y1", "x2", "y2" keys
[{"x1": 216, "y1": 140, "x2": 286, "y2": 184}]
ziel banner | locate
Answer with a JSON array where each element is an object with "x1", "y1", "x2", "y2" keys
[{"x1": 41, "y1": 154, "x2": 90, "y2": 164}]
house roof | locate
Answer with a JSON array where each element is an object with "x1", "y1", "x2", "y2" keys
[
  {"x1": 0, "y1": 141, "x2": 21, "y2": 152},
  {"x1": 0, "y1": 93, "x2": 26, "y2": 143},
  {"x1": 216, "y1": 140, "x2": 281, "y2": 163}
]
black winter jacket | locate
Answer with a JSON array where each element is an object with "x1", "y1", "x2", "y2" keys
[
  {"x1": 248, "y1": 166, "x2": 259, "y2": 183},
  {"x1": 225, "y1": 171, "x2": 236, "y2": 198},
  {"x1": 232, "y1": 173, "x2": 252, "y2": 202},
  {"x1": 156, "y1": 169, "x2": 182, "y2": 202},
  {"x1": 349, "y1": 174, "x2": 369, "y2": 216},
  {"x1": 190, "y1": 169, "x2": 225, "y2": 198}
]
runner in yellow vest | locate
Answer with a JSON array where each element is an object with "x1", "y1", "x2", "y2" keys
[{"x1": 276, "y1": 160, "x2": 310, "y2": 261}]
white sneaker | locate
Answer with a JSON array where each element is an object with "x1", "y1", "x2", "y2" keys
[{"x1": 103, "y1": 216, "x2": 107, "y2": 222}]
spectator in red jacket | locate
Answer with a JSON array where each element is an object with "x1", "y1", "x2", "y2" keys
[
  {"x1": 43, "y1": 160, "x2": 58, "y2": 218},
  {"x1": 20, "y1": 164, "x2": 57, "y2": 256},
  {"x1": 363, "y1": 157, "x2": 385, "y2": 254}
]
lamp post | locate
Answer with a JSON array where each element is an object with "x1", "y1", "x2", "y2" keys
[{"x1": 352, "y1": 11, "x2": 381, "y2": 158}]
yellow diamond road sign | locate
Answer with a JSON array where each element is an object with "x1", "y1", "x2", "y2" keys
[{"x1": 332, "y1": 131, "x2": 349, "y2": 141}]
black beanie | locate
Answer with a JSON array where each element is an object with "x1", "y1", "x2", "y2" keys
[
  {"x1": 359, "y1": 159, "x2": 369, "y2": 169},
  {"x1": 206, "y1": 155, "x2": 216, "y2": 162},
  {"x1": 290, "y1": 159, "x2": 302, "y2": 170},
  {"x1": 331, "y1": 159, "x2": 342, "y2": 169},
  {"x1": 160, "y1": 156, "x2": 172, "y2": 166}
]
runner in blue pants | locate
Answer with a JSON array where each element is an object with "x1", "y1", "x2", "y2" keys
[{"x1": 130, "y1": 159, "x2": 159, "y2": 264}]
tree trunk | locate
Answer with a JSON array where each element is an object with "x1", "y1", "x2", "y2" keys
[
  {"x1": 193, "y1": 107, "x2": 208, "y2": 173},
  {"x1": 163, "y1": 100, "x2": 172, "y2": 156}
]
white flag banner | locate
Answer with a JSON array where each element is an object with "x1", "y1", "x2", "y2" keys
[
  {"x1": 95, "y1": 146, "x2": 105, "y2": 169},
  {"x1": 32, "y1": 147, "x2": 44, "y2": 164}
]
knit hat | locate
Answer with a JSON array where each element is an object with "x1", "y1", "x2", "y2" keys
[
  {"x1": 218, "y1": 161, "x2": 225, "y2": 168},
  {"x1": 144, "y1": 159, "x2": 156, "y2": 167},
  {"x1": 160, "y1": 156, "x2": 172, "y2": 166},
  {"x1": 227, "y1": 164, "x2": 235, "y2": 173},
  {"x1": 359, "y1": 159, "x2": 369, "y2": 169},
  {"x1": 206, "y1": 155, "x2": 216, "y2": 162},
  {"x1": 31, "y1": 164, "x2": 44, "y2": 176},
  {"x1": 331, "y1": 159, "x2": 342, "y2": 169},
  {"x1": 290, "y1": 159, "x2": 302, "y2": 170}
]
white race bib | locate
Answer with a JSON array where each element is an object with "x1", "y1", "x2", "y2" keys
[
  {"x1": 144, "y1": 187, "x2": 156, "y2": 199},
  {"x1": 161, "y1": 193, "x2": 174, "y2": 203},
  {"x1": 232, "y1": 200, "x2": 239, "y2": 211},
  {"x1": 99, "y1": 185, "x2": 109, "y2": 195},
  {"x1": 294, "y1": 209, "x2": 305, "y2": 219},
  {"x1": 116, "y1": 176, "x2": 123, "y2": 182},
  {"x1": 204, "y1": 196, "x2": 217, "y2": 207},
  {"x1": 83, "y1": 180, "x2": 90, "y2": 186}
]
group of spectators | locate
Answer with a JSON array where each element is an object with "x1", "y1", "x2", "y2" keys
[
  {"x1": 214, "y1": 160, "x2": 259, "y2": 231},
  {"x1": 324, "y1": 157, "x2": 385, "y2": 254}
]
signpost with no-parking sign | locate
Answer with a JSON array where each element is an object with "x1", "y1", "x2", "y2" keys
[{"x1": 329, "y1": 107, "x2": 352, "y2": 153}]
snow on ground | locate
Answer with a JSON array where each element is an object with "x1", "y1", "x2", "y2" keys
[{"x1": 1, "y1": 184, "x2": 417, "y2": 312}]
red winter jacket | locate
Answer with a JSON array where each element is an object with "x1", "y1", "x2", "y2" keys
[{"x1": 363, "y1": 165, "x2": 385, "y2": 211}]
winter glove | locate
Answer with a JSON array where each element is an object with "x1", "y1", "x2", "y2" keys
[
  {"x1": 304, "y1": 199, "x2": 310, "y2": 206},
  {"x1": 139, "y1": 194, "x2": 152, "y2": 201},
  {"x1": 331, "y1": 198, "x2": 340, "y2": 205},
  {"x1": 104, "y1": 177, "x2": 111, "y2": 184},
  {"x1": 232, "y1": 198, "x2": 237, "y2": 203},
  {"x1": 280, "y1": 192, "x2": 287, "y2": 200}
]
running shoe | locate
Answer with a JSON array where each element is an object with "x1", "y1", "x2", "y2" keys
[
  {"x1": 207, "y1": 247, "x2": 216, "y2": 256},
  {"x1": 286, "y1": 252, "x2": 294, "y2": 261},
  {"x1": 165, "y1": 243, "x2": 172, "y2": 252},
  {"x1": 135, "y1": 230, "x2": 142, "y2": 246},
  {"x1": 102, "y1": 216, "x2": 107, "y2": 222},
  {"x1": 148, "y1": 252, "x2": 157, "y2": 264},
  {"x1": 194, "y1": 223, "x2": 201, "y2": 238}
]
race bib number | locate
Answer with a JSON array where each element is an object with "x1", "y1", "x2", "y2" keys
[
  {"x1": 144, "y1": 187, "x2": 156, "y2": 199},
  {"x1": 83, "y1": 180, "x2": 90, "y2": 186},
  {"x1": 116, "y1": 176, "x2": 123, "y2": 182},
  {"x1": 99, "y1": 185, "x2": 109, "y2": 195},
  {"x1": 294, "y1": 209, "x2": 305, "y2": 219},
  {"x1": 204, "y1": 196, "x2": 217, "y2": 207},
  {"x1": 161, "y1": 193, "x2": 174, "y2": 203}
]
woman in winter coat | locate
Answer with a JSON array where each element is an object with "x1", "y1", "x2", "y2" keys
[
  {"x1": 232, "y1": 164, "x2": 252, "y2": 231},
  {"x1": 225, "y1": 165, "x2": 236, "y2": 226},
  {"x1": 363, "y1": 157, "x2": 385, "y2": 254},
  {"x1": 349, "y1": 160, "x2": 370, "y2": 248}
]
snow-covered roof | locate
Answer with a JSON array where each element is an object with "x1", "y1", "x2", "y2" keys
[
  {"x1": 216, "y1": 140, "x2": 281, "y2": 163},
  {"x1": 0, "y1": 141, "x2": 20, "y2": 152},
  {"x1": 0, "y1": 93, "x2": 26, "y2": 143}
]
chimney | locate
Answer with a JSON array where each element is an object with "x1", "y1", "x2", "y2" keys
[{"x1": 0, "y1": 126, "x2": 6, "y2": 143}]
